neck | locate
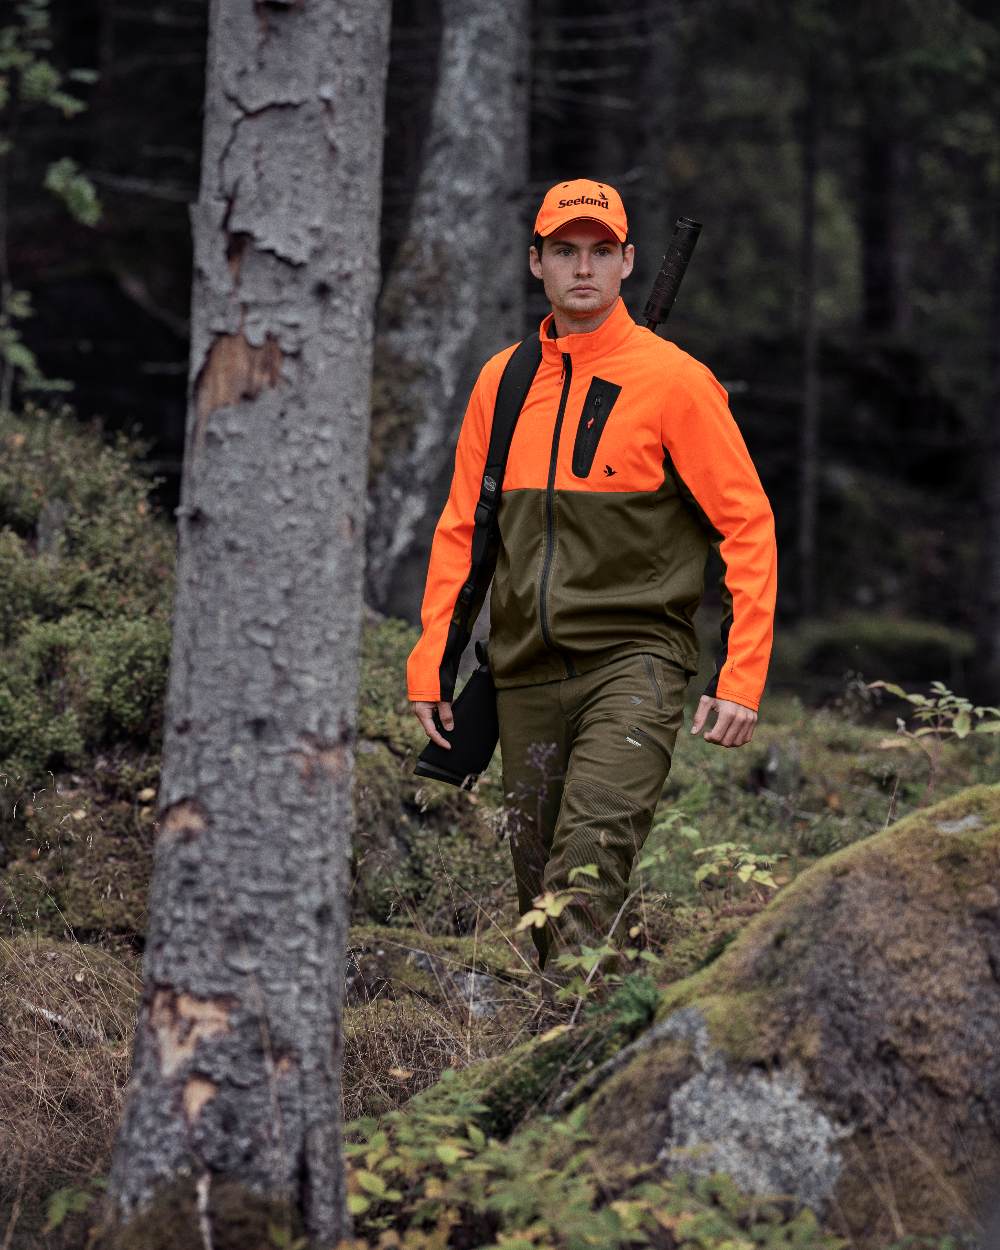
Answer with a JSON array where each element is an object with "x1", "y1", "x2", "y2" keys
[{"x1": 550, "y1": 300, "x2": 618, "y2": 338}]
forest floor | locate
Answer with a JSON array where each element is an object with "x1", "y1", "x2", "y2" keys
[{"x1": 2, "y1": 674, "x2": 997, "y2": 1249}]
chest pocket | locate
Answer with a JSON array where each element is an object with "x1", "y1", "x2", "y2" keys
[{"x1": 571, "y1": 376, "x2": 623, "y2": 478}]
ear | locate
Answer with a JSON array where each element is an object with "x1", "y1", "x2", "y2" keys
[
  {"x1": 621, "y1": 242, "x2": 636, "y2": 280},
  {"x1": 529, "y1": 245, "x2": 543, "y2": 280}
]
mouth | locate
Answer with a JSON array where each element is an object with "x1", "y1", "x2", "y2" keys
[{"x1": 569, "y1": 285, "x2": 597, "y2": 293}]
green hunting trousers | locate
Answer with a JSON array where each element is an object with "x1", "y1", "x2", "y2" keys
[{"x1": 496, "y1": 651, "x2": 689, "y2": 973}]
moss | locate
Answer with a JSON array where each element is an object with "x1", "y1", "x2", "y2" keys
[
  {"x1": 584, "y1": 1034, "x2": 700, "y2": 1164},
  {"x1": 1, "y1": 751, "x2": 157, "y2": 943}
]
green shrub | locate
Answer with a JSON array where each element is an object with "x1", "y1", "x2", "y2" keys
[
  {"x1": 0, "y1": 405, "x2": 175, "y2": 782},
  {"x1": 0, "y1": 611, "x2": 171, "y2": 777},
  {"x1": 773, "y1": 612, "x2": 974, "y2": 696}
]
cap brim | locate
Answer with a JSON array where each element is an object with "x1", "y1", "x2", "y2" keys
[{"x1": 540, "y1": 214, "x2": 627, "y2": 243}]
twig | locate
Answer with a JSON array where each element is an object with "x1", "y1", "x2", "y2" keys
[
  {"x1": 195, "y1": 1172, "x2": 214, "y2": 1250},
  {"x1": 23, "y1": 999, "x2": 106, "y2": 1047}
]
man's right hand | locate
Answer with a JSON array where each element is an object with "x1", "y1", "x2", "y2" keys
[{"x1": 411, "y1": 700, "x2": 454, "y2": 750}]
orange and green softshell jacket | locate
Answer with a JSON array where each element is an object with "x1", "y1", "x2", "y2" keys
[{"x1": 406, "y1": 296, "x2": 778, "y2": 712}]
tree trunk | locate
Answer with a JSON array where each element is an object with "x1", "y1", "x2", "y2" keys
[
  {"x1": 365, "y1": 0, "x2": 529, "y2": 625},
  {"x1": 106, "y1": 2, "x2": 390, "y2": 1245},
  {"x1": 977, "y1": 184, "x2": 1000, "y2": 702},
  {"x1": 860, "y1": 107, "x2": 912, "y2": 338},
  {"x1": 627, "y1": 1, "x2": 678, "y2": 313},
  {"x1": 797, "y1": 66, "x2": 821, "y2": 619}
]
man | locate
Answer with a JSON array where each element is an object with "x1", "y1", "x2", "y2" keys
[{"x1": 406, "y1": 178, "x2": 778, "y2": 980}]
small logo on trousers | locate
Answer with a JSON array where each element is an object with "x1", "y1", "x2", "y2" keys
[
  {"x1": 625, "y1": 735, "x2": 643, "y2": 748},
  {"x1": 603, "y1": 464, "x2": 616, "y2": 476}
]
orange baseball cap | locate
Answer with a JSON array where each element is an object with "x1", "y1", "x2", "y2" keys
[{"x1": 533, "y1": 178, "x2": 628, "y2": 243}]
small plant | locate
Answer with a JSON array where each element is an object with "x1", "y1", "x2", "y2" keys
[
  {"x1": 42, "y1": 1174, "x2": 106, "y2": 1232},
  {"x1": 340, "y1": 1086, "x2": 848, "y2": 1249},
  {"x1": 691, "y1": 842, "x2": 783, "y2": 905},
  {"x1": 867, "y1": 679, "x2": 1000, "y2": 804}
]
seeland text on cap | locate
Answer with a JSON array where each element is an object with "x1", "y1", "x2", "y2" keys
[{"x1": 533, "y1": 178, "x2": 629, "y2": 243}]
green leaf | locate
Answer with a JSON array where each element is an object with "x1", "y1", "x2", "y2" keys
[
  {"x1": 568, "y1": 862, "x2": 600, "y2": 882},
  {"x1": 952, "y1": 710, "x2": 971, "y2": 738},
  {"x1": 346, "y1": 1194, "x2": 370, "y2": 1215},
  {"x1": 42, "y1": 1186, "x2": 93, "y2": 1233},
  {"x1": 44, "y1": 157, "x2": 102, "y2": 226},
  {"x1": 356, "y1": 1170, "x2": 386, "y2": 1197},
  {"x1": 869, "y1": 680, "x2": 907, "y2": 698},
  {"x1": 976, "y1": 720, "x2": 1000, "y2": 734},
  {"x1": 436, "y1": 1142, "x2": 468, "y2": 1165}
]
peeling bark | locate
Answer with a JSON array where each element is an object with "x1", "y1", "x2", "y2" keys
[
  {"x1": 366, "y1": 0, "x2": 529, "y2": 621},
  {"x1": 106, "y1": 1, "x2": 391, "y2": 1246}
]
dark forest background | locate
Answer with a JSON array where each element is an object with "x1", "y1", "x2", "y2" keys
[{"x1": 5, "y1": 0, "x2": 1000, "y2": 702}]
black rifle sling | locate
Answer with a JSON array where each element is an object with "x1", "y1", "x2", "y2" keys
[{"x1": 437, "y1": 333, "x2": 543, "y2": 702}]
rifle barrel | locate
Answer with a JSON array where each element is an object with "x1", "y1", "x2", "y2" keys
[{"x1": 643, "y1": 216, "x2": 702, "y2": 332}]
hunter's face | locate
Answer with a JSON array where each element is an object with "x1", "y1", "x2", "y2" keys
[{"x1": 529, "y1": 220, "x2": 634, "y2": 326}]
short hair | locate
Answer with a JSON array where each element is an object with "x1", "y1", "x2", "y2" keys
[{"x1": 533, "y1": 230, "x2": 630, "y2": 255}]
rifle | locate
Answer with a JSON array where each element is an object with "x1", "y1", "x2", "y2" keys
[{"x1": 414, "y1": 217, "x2": 703, "y2": 789}]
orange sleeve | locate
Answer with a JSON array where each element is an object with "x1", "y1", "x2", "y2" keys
[
  {"x1": 405, "y1": 353, "x2": 508, "y2": 703},
  {"x1": 661, "y1": 356, "x2": 778, "y2": 712}
]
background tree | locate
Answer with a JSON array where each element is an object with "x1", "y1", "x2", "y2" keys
[
  {"x1": 105, "y1": 1, "x2": 391, "y2": 1244},
  {"x1": 366, "y1": 0, "x2": 529, "y2": 625}
]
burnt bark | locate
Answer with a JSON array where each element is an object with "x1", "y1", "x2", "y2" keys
[
  {"x1": 106, "y1": 1, "x2": 391, "y2": 1245},
  {"x1": 365, "y1": 0, "x2": 529, "y2": 624}
]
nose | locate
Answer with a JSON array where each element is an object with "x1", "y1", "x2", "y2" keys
[{"x1": 574, "y1": 250, "x2": 593, "y2": 276}]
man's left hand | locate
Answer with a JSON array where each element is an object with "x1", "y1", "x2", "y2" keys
[{"x1": 690, "y1": 695, "x2": 757, "y2": 747}]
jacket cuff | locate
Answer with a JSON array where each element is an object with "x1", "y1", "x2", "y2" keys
[{"x1": 712, "y1": 682, "x2": 760, "y2": 712}]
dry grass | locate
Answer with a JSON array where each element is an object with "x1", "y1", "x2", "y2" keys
[
  {"x1": 342, "y1": 923, "x2": 549, "y2": 1123},
  {"x1": 0, "y1": 931, "x2": 140, "y2": 1243}
]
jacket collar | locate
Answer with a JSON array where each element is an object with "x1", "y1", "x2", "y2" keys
[{"x1": 538, "y1": 296, "x2": 636, "y2": 368}]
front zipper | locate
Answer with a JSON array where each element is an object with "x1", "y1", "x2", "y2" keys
[
  {"x1": 538, "y1": 352, "x2": 575, "y2": 675},
  {"x1": 642, "y1": 654, "x2": 663, "y2": 708}
]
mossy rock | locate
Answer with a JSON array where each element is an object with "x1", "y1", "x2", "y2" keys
[{"x1": 583, "y1": 783, "x2": 1000, "y2": 1248}]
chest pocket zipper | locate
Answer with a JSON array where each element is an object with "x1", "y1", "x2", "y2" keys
[{"x1": 572, "y1": 376, "x2": 623, "y2": 477}]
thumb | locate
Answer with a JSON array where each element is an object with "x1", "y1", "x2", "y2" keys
[
  {"x1": 690, "y1": 696, "x2": 712, "y2": 735},
  {"x1": 439, "y1": 701, "x2": 454, "y2": 731}
]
